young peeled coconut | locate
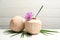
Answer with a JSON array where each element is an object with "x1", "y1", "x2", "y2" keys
[
  {"x1": 25, "y1": 18, "x2": 42, "y2": 34},
  {"x1": 10, "y1": 16, "x2": 25, "y2": 32},
  {"x1": 25, "y1": 12, "x2": 42, "y2": 34}
]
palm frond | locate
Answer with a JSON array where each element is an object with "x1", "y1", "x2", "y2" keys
[{"x1": 4, "y1": 29, "x2": 58, "y2": 37}]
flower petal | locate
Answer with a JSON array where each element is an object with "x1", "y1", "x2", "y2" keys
[{"x1": 25, "y1": 12, "x2": 33, "y2": 21}]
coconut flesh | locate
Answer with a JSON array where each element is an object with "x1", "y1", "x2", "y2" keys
[
  {"x1": 25, "y1": 18, "x2": 42, "y2": 34},
  {"x1": 10, "y1": 16, "x2": 25, "y2": 32}
]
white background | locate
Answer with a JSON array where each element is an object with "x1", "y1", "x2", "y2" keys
[{"x1": 0, "y1": 0, "x2": 60, "y2": 29}]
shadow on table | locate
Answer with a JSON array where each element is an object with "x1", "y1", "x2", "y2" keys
[{"x1": 4, "y1": 30, "x2": 33, "y2": 37}]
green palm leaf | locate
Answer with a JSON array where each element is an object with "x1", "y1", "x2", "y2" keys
[{"x1": 4, "y1": 29, "x2": 58, "y2": 37}]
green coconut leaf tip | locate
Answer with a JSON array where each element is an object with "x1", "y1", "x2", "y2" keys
[{"x1": 40, "y1": 30, "x2": 58, "y2": 35}]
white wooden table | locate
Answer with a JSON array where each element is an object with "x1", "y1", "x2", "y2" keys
[{"x1": 0, "y1": 29, "x2": 60, "y2": 40}]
